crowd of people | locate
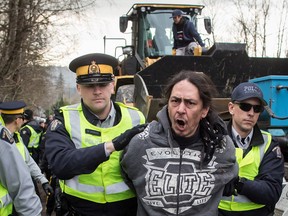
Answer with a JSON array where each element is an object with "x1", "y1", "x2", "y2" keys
[{"x1": 0, "y1": 9, "x2": 286, "y2": 216}]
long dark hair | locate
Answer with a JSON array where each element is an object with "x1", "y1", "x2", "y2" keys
[{"x1": 164, "y1": 70, "x2": 226, "y2": 165}]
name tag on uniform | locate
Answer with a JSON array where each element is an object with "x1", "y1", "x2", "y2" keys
[{"x1": 85, "y1": 129, "x2": 101, "y2": 136}]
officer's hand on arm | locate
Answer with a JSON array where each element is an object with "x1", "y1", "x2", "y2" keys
[
  {"x1": 42, "y1": 182, "x2": 54, "y2": 196},
  {"x1": 106, "y1": 124, "x2": 147, "y2": 153}
]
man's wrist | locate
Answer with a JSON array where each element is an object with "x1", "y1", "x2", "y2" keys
[{"x1": 104, "y1": 141, "x2": 115, "y2": 155}]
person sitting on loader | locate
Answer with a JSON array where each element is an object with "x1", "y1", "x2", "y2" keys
[{"x1": 171, "y1": 9, "x2": 205, "y2": 56}]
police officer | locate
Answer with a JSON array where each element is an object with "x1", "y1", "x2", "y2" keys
[
  {"x1": 219, "y1": 82, "x2": 284, "y2": 216},
  {"x1": 0, "y1": 102, "x2": 42, "y2": 215},
  {"x1": 20, "y1": 108, "x2": 43, "y2": 164},
  {"x1": 45, "y1": 53, "x2": 146, "y2": 215},
  {"x1": 0, "y1": 101, "x2": 54, "y2": 198}
]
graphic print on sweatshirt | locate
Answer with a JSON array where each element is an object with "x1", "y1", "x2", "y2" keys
[
  {"x1": 142, "y1": 147, "x2": 217, "y2": 214},
  {"x1": 176, "y1": 30, "x2": 184, "y2": 41}
]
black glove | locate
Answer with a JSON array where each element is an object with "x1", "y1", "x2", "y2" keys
[
  {"x1": 42, "y1": 182, "x2": 54, "y2": 196},
  {"x1": 235, "y1": 177, "x2": 247, "y2": 195},
  {"x1": 112, "y1": 124, "x2": 147, "y2": 151},
  {"x1": 223, "y1": 177, "x2": 238, "y2": 196}
]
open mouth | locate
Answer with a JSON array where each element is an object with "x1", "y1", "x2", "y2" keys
[{"x1": 176, "y1": 119, "x2": 185, "y2": 127}]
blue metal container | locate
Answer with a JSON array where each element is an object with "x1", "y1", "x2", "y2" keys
[{"x1": 250, "y1": 75, "x2": 288, "y2": 128}]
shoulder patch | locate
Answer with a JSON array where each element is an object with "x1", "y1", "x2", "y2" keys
[
  {"x1": 0, "y1": 127, "x2": 15, "y2": 144},
  {"x1": 50, "y1": 119, "x2": 62, "y2": 131},
  {"x1": 272, "y1": 146, "x2": 282, "y2": 159}
]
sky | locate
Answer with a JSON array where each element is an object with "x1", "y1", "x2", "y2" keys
[
  {"x1": 47, "y1": 0, "x2": 284, "y2": 67},
  {"x1": 48, "y1": 0, "x2": 206, "y2": 66}
]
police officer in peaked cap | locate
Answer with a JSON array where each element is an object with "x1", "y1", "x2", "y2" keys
[
  {"x1": 0, "y1": 101, "x2": 42, "y2": 215},
  {"x1": 0, "y1": 100, "x2": 26, "y2": 115},
  {"x1": 45, "y1": 53, "x2": 146, "y2": 215},
  {"x1": 0, "y1": 101, "x2": 54, "y2": 197}
]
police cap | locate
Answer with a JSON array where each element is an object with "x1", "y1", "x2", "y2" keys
[
  {"x1": 231, "y1": 82, "x2": 267, "y2": 106},
  {"x1": 69, "y1": 53, "x2": 118, "y2": 85},
  {"x1": 23, "y1": 109, "x2": 33, "y2": 120},
  {"x1": 0, "y1": 101, "x2": 26, "y2": 115}
]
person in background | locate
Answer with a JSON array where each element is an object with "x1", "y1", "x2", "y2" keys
[
  {"x1": 39, "y1": 118, "x2": 46, "y2": 129},
  {"x1": 121, "y1": 71, "x2": 238, "y2": 215},
  {"x1": 20, "y1": 109, "x2": 43, "y2": 165},
  {"x1": 171, "y1": 9, "x2": 205, "y2": 55},
  {"x1": 39, "y1": 117, "x2": 61, "y2": 216},
  {"x1": 0, "y1": 102, "x2": 42, "y2": 215},
  {"x1": 0, "y1": 101, "x2": 54, "y2": 199},
  {"x1": 218, "y1": 82, "x2": 284, "y2": 216},
  {"x1": 45, "y1": 53, "x2": 146, "y2": 215}
]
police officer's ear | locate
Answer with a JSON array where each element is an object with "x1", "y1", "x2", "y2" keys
[
  {"x1": 110, "y1": 81, "x2": 115, "y2": 94},
  {"x1": 76, "y1": 83, "x2": 82, "y2": 96},
  {"x1": 15, "y1": 115, "x2": 24, "y2": 124}
]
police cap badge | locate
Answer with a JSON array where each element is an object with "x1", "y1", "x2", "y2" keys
[{"x1": 69, "y1": 53, "x2": 118, "y2": 85}]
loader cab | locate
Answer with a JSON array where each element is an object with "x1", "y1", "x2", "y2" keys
[{"x1": 119, "y1": 4, "x2": 212, "y2": 65}]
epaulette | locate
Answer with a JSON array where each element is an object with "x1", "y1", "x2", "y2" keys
[
  {"x1": 0, "y1": 127, "x2": 15, "y2": 144},
  {"x1": 50, "y1": 119, "x2": 62, "y2": 131}
]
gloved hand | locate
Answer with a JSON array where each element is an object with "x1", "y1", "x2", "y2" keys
[
  {"x1": 42, "y1": 182, "x2": 54, "y2": 196},
  {"x1": 222, "y1": 177, "x2": 238, "y2": 196},
  {"x1": 112, "y1": 124, "x2": 147, "y2": 151},
  {"x1": 235, "y1": 177, "x2": 247, "y2": 195}
]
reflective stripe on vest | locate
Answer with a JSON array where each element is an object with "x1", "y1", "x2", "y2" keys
[
  {"x1": 219, "y1": 131, "x2": 271, "y2": 211},
  {"x1": 22, "y1": 125, "x2": 41, "y2": 148},
  {"x1": 0, "y1": 184, "x2": 13, "y2": 215},
  {"x1": 60, "y1": 102, "x2": 145, "y2": 203},
  {"x1": 15, "y1": 132, "x2": 26, "y2": 160}
]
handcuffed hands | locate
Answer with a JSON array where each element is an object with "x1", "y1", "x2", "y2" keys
[
  {"x1": 112, "y1": 124, "x2": 147, "y2": 151},
  {"x1": 42, "y1": 182, "x2": 54, "y2": 196}
]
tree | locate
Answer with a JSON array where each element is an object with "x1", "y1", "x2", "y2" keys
[
  {"x1": 0, "y1": 0, "x2": 96, "y2": 106},
  {"x1": 231, "y1": 0, "x2": 270, "y2": 57},
  {"x1": 203, "y1": 0, "x2": 288, "y2": 57},
  {"x1": 275, "y1": 0, "x2": 288, "y2": 57}
]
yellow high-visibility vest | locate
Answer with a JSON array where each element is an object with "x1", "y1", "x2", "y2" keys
[
  {"x1": 0, "y1": 184, "x2": 13, "y2": 215},
  {"x1": 219, "y1": 131, "x2": 271, "y2": 211},
  {"x1": 21, "y1": 125, "x2": 41, "y2": 149},
  {"x1": 59, "y1": 102, "x2": 145, "y2": 203}
]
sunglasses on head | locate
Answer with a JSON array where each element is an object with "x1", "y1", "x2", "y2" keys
[{"x1": 234, "y1": 102, "x2": 264, "y2": 113}]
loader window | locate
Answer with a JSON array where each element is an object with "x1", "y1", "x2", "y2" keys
[
  {"x1": 138, "y1": 10, "x2": 173, "y2": 58},
  {"x1": 153, "y1": 27, "x2": 172, "y2": 55}
]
